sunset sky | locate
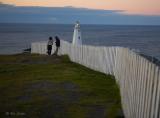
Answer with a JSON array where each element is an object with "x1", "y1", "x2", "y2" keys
[
  {"x1": 0, "y1": 0, "x2": 160, "y2": 25},
  {"x1": 1, "y1": 0, "x2": 160, "y2": 15}
]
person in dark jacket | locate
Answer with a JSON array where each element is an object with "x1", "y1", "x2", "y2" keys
[
  {"x1": 54, "y1": 36, "x2": 60, "y2": 55},
  {"x1": 47, "y1": 37, "x2": 53, "y2": 55}
]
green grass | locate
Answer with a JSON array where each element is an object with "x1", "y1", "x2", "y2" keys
[{"x1": 0, "y1": 54, "x2": 123, "y2": 118}]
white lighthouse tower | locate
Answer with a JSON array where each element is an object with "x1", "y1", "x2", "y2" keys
[{"x1": 72, "y1": 21, "x2": 82, "y2": 45}]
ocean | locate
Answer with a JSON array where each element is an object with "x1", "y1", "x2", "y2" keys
[{"x1": 0, "y1": 23, "x2": 160, "y2": 59}]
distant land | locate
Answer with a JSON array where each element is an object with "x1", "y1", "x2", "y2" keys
[{"x1": 0, "y1": 2, "x2": 160, "y2": 25}]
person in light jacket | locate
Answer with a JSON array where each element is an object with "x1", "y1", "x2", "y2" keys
[{"x1": 47, "y1": 37, "x2": 53, "y2": 55}]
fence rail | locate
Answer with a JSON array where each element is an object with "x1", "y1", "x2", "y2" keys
[{"x1": 31, "y1": 40, "x2": 160, "y2": 118}]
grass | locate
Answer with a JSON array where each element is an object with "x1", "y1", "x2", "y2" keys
[{"x1": 0, "y1": 53, "x2": 123, "y2": 118}]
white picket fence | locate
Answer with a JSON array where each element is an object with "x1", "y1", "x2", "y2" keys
[{"x1": 31, "y1": 40, "x2": 160, "y2": 118}]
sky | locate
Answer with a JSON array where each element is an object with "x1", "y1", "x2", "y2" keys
[
  {"x1": 0, "y1": 0, "x2": 160, "y2": 25},
  {"x1": 1, "y1": 0, "x2": 160, "y2": 15}
]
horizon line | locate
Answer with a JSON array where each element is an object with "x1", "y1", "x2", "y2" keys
[{"x1": 0, "y1": 22, "x2": 160, "y2": 26}]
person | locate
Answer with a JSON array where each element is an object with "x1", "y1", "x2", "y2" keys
[
  {"x1": 54, "y1": 36, "x2": 60, "y2": 55},
  {"x1": 47, "y1": 37, "x2": 53, "y2": 55}
]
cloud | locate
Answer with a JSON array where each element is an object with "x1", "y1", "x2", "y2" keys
[
  {"x1": 0, "y1": 2, "x2": 160, "y2": 25},
  {"x1": 0, "y1": 2, "x2": 13, "y2": 7}
]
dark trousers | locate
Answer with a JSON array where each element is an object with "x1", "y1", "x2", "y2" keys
[
  {"x1": 47, "y1": 45, "x2": 52, "y2": 55},
  {"x1": 54, "y1": 47, "x2": 59, "y2": 55}
]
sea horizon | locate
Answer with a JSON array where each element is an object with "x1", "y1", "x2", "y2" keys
[
  {"x1": 1, "y1": 22, "x2": 160, "y2": 26},
  {"x1": 0, "y1": 23, "x2": 160, "y2": 60}
]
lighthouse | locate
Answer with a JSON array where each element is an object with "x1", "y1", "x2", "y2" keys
[{"x1": 72, "y1": 21, "x2": 82, "y2": 45}]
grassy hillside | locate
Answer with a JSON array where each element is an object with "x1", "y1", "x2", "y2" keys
[{"x1": 0, "y1": 54, "x2": 123, "y2": 118}]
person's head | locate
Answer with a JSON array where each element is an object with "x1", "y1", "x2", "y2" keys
[
  {"x1": 55, "y1": 36, "x2": 59, "y2": 40},
  {"x1": 49, "y1": 37, "x2": 52, "y2": 40}
]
